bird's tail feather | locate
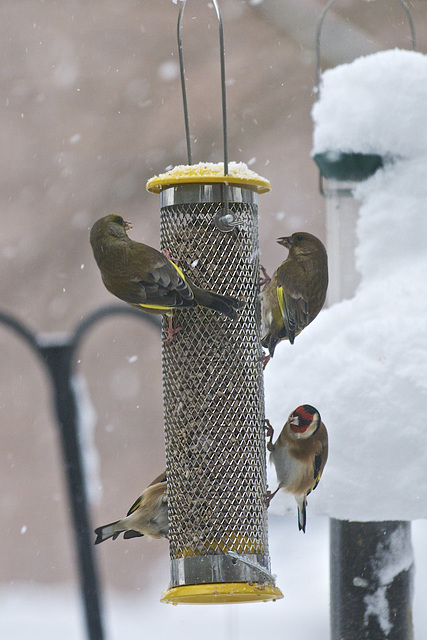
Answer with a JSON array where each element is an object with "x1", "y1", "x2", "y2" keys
[
  {"x1": 191, "y1": 285, "x2": 244, "y2": 320},
  {"x1": 261, "y1": 332, "x2": 278, "y2": 357},
  {"x1": 94, "y1": 520, "x2": 124, "y2": 545},
  {"x1": 123, "y1": 530, "x2": 144, "y2": 539},
  {"x1": 297, "y1": 497, "x2": 307, "y2": 533}
]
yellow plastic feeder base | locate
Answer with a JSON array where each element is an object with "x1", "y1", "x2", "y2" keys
[
  {"x1": 146, "y1": 161, "x2": 271, "y2": 194},
  {"x1": 161, "y1": 582, "x2": 284, "y2": 605}
]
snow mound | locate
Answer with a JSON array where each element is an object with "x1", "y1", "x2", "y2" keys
[
  {"x1": 312, "y1": 49, "x2": 427, "y2": 158},
  {"x1": 265, "y1": 155, "x2": 427, "y2": 521}
]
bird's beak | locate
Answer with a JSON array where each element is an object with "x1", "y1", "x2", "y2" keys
[
  {"x1": 124, "y1": 220, "x2": 132, "y2": 231},
  {"x1": 290, "y1": 415, "x2": 299, "y2": 426},
  {"x1": 277, "y1": 236, "x2": 292, "y2": 248}
]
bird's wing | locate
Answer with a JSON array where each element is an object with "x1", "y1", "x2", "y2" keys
[
  {"x1": 126, "y1": 494, "x2": 144, "y2": 517},
  {"x1": 127, "y1": 245, "x2": 196, "y2": 310},
  {"x1": 310, "y1": 451, "x2": 323, "y2": 494},
  {"x1": 275, "y1": 265, "x2": 310, "y2": 342},
  {"x1": 123, "y1": 530, "x2": 144, "y2": 539}
]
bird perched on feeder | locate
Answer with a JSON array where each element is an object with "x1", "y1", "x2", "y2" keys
[
  {"x1": 90, "y1": 214, "x2": 243, "y2": 342},
  {"x1": 94, "y1": 470, "x2": 168, "y2": 543},
  {"x1": 260, "y1": 232, "x2": 328, "y2": 360},
  {"x1": 265, "y1": 404, "x2": 328, "y2": 533}
]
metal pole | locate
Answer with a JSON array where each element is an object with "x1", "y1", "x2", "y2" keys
[
  {"x1": 324, "y1": 188, "x2": 415, "y2": 639},
  {"x1": 330, "y1": 520, "x2": 414, "y2": 640},
  {"x1": 40, "y1": 338, "x2": 104, "y2": 640},
  {"x1": 324, "y1": 182, "x2": 361, "y2": 306}
]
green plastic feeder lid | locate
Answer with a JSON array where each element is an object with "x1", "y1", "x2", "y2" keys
[{"x1": 313, "y1": 151, "x2": 383, "y2": 182}]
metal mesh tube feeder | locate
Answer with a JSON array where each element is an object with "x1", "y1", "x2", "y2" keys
[
  {"x1": 145, "y1": 0, "x2": 282, "y2": 605},
  {"x1": 147, "y1": 165, "x2": 282, "y2": 605}
]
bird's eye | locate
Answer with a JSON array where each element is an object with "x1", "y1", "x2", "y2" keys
[
  {"x1": 113, "y1": 215, "x2": 124, "y2": 225},
  {"x1": 296, "y1": 234, "x2": 304, "y2": 242}
]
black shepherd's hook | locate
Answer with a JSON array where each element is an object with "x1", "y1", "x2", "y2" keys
[{"x1": 0, "y1": 306, "x2": 160, "y2": 640}]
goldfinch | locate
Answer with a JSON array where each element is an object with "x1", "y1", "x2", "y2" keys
[
  {"x1": 94, "y1": 471, "x2": 168, "y2": 543},
  {"x1": 261, "y1": 232, "x2": 328, "y2": 358},
  {"x1": 265, "y1": 405, "x2": 328, "y2": 533},
  {"x1": 90, "y1": 215, "x2": 243, "y2": 341}
]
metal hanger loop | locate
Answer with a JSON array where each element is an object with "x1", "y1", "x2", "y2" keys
[
  {"x1": 315, "y1": 0, "x2": 416, "y2": 91},
  {"x1": 177, "y1": 0, "x2": 229, "y2": 176}
]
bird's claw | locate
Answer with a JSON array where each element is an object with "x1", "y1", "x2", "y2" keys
[
  {"x1": 264, "y1": 419, "x2": 274, "y2": 440},
  {"x1": 163, "y1": 316, "x2": 183, "y2": 344},
  {"x1": 262, "y1": 353, "x2": 271, "y2": 369},
  {"x1": 264, "y1": 418, "x2": 275, "y2": 451},
  {"x1": 161, "y1": 247, "x2": 179, "y2": 263},
  {"x1": 163, "y1": 326, "x2": 183, "y2": 345},
  {"x1": 265, "y1": 487, "x2": 280, "y2": 508},
  {"x1": 259, "y1": 265, "x2": 271, "y2": 289}
]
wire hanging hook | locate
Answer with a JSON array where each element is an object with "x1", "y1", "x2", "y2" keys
[
  {"x1": 315, "y1": 0, "x2": 416, "y2": 91},
  {"x1": 177, "y1": 0, "x2": 229, "y2": 175},
  {"x1": 177, "y1": 0, "x2": 241, "y2": 232}
]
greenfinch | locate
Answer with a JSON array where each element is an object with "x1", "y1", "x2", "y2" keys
[
  {"x1": 94, "y1": 471, "x2": 168, "y2": 543},
  {"x1": 261, "y1": 232, "x2": 328, "y2": 358},
  {"x1": 265, "y1": 405, "x2": 328, "y2": 532},
  {"x1": 90, "y1": 214, "x2": 243, "y2": 341}
]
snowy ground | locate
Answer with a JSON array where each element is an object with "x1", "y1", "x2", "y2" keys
[{"x1": 1, "y1": 517, "x2": 426, "y2": 640}]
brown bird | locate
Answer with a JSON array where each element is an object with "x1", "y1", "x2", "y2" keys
[
  {"x1": 265, "y1": 405, "x2": 328, "y2": 532},
  {"x1": 94, "y1": 470, "x2": 168, "y2": 543},
  {"x1": 261, "y1": 232, "x2": 328, "y2": 359},
  {"x1": 90, "y1": 215, "x2": 243, "y2": 342}
]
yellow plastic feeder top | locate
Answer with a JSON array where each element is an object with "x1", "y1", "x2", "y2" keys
[{"x1": 146, "y1": 161, "x2": 271, "y2": 194}]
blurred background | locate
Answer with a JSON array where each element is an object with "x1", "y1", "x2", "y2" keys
[{"x1": 1, "y1": 0, "x2": 426, "y2": 637}]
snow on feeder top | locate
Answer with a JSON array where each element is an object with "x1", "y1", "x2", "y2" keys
[
  {"x1": 146, "y1": 0, "x2": 282, "y2": 605},
  {"x1": 312, "y1": 0, "x2": 417, "y2": 190},
  {"x1": 146, "y1": 161, "x2": 271, "y2": 195}
]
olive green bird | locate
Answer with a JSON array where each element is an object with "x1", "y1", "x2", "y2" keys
[
  {"x1": 94, "y1": 470, "x2": 168, "y2": 543},
  {"x1": 261, "y1": 232, "x2": 328, "y2": 359},
  {"x1": 90, "y1": 215, "x2": 243, "y2": 341}
]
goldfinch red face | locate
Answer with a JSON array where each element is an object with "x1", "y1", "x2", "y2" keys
[{"x1": 288, "y1": 404, "x2": 320, "y2": 440}]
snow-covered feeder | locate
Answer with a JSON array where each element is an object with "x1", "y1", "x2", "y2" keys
[
  {"x1": 312, "y1": 48, "x2": 427, "y2": 303},
  {"x1": 267, "y1": 92, "x2": 427, "y2": 524},
  {"x1": 146, "y1": 162, "x2": 283, "y2": 605},
  {"x1": 312, "y1": 49, "x2": 427, "y2": 184}
]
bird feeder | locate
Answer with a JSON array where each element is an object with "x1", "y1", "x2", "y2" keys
[
  {"x1": 313, "y1": 0, "x2": 416, "y2": 198},
  {"x1": 146, "y1": 0, "x2": 282, "y2": 605},
  {"x1": 312, "y1": 0, "x2": 416, "y2": 304},
  {"x1": 312, "y1": 2, "x2": 418, "y2": 637}
]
